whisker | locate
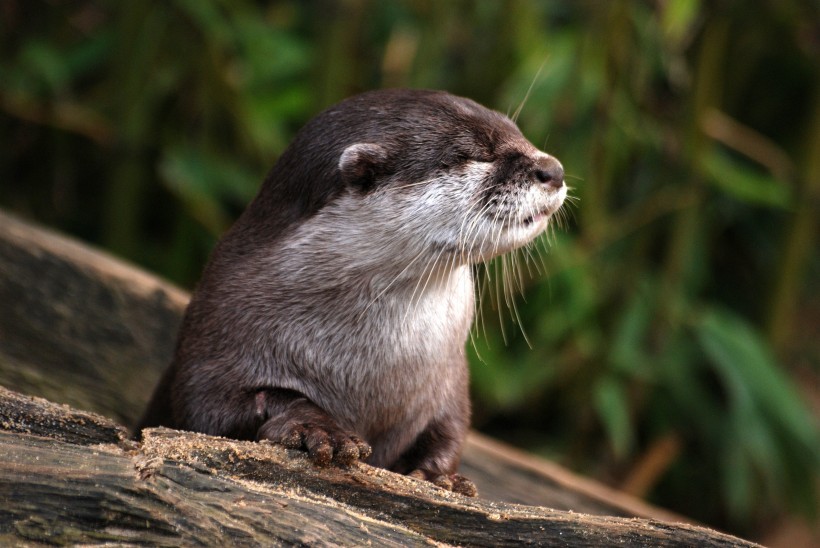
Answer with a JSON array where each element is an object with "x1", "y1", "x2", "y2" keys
[
  {"x1": 466, "y1": 200, "x2": 499, "y2": 261},
  {"x1": 505, "y1": 253, "x2": 533, "y2": 349},
  {"x1": 403, "y1": 243, "x2": 448, "y2": 326},
  {"x1": 512, "y1": 57, "x2": 548, "y2": 124},
  {"x1": 494, "y1": 257, "x2": 508, "y2": 345},
  {"x1": 358, "y1": 247, "x2": 428, "y2": 319},
  {"x1": 474, "y1": 263, "x2": 490, "y2": 341},
  {"x1": 391, "y1": 179, "x2": 441, "y2": 191}
]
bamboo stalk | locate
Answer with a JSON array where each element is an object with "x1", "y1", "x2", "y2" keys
[
  {"x1": 766, "y1": 89, "x2": 820, "y2": 353},
  {"x1": 102, "y1": 3, "x2": 167, "y2": 260},
  {"x1": 659, "y1": 15, "x2": 729, "y2": 323}
]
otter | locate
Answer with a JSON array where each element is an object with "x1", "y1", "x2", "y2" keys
[{"x1": 135, "y1": 89, "x2": 566, "y2": 496}]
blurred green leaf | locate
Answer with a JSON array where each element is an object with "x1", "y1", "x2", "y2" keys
[
  {"x1": 609, "y1": 281, "x2": 653, "y2": 376},
  {"x1": 657, "y1": 335, "x2": 724, "y2": 435},
  {"x1": 19, "y1": 40, "x2": 70, "y2": 93},
  {"x1": 695, "y1": 308, "x2": 818, "y2": 451},
  {"x1": 64, "y1": 30, "x2": 114, "y2": 77},
  {"x1": 240, "y1": 85, "x2": 312, "y2": 155},
  {"x1": 722, "y1": 434, "x2": 754, "y2": 520},
  {"x1": 661, "y1": 0, "x2": 701, "y2": 47},
  {"x1": 159, "y1": 147, "x2": 259, "y2": 234},
  {"x1": 695, "y1": 307, "x2": 820, "y2": 515},
  {"x1": 593, "y1": 375, "x2": 633, "y2": 457},
  {"x1": 234, "y1": 18, "x2": 311, "y2": 85},
  {"x1": 703, "y1": 149, "x2": 792, "y2": 208},
  {"x1": 173, "y1": 0, "x2": 234, "y2": 48}
]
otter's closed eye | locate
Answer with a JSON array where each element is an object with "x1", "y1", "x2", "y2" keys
[
  {"x1": 442, "y1": 151, "x2": 491, "y2": 168},
  {"x1": 461, "y1": 148, "x2": 494, "y2": 163}
]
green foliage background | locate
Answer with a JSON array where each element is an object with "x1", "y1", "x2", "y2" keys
[{"x1": 2, "y1": 0, "x2": 818, "y2": 538}]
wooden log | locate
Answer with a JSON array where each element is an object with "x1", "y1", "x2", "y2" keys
[
  {"x1": 2, "y1": 430, "x2": 435, "y2": 546},
  {"x1": 0, "y1": 211, "x2": 187, "y2": 426},
  {"x1": 0, "y1": 386, "x2": 759, "y2": 547},
  {"x1": 0, "y1": 385, "x2": 124, "y2": 445}
]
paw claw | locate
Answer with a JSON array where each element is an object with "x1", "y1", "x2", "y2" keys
[
  {"x1": 406, "y1": 470, "x2": 424, "y2": 480},
  {"x1": 351, "y1": 435, "x2": 373, "y2": 461},
  {"x1": 280, "y1": 426, "x2": 304, "y2": 449},
  {"x1": 308, "y1": 442, "x2": 333, "y2": 466},
  {"x1": 258, "y1": 420, "x2": 370, "y2": 468},
  {"x1": 432, "y1": 474, "x2": 453, "y2": 491},
  {"x1": 451, "y1": 474, "x2": 478, "y2": 497},
  {"x1": 408, "y1": 469, "x2": 478, "y2": 497},
  {"x1": 331, "y1": 435, "x2": 359, "y2": 466}
]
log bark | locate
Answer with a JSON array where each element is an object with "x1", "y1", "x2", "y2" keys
[
  {"x1": 0, "y1": 211, "x2": 186, "y2": 426},
  {"x1": 1, "y1": 386, "x2": 759, "y2": 547},
  {"x1": 0, "y1": 209, "x2": 760, "y2": 545}
]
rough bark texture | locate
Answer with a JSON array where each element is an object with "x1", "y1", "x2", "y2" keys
[
  {"x1": 1, "y1": 387, "x2": 759, "y2": 547},
  {"x1": 0, "y1": 211, "x2": 187, "y2": 427},
  {"x1": 0, "y1": 209, "x2": 761, "y2": 546}
]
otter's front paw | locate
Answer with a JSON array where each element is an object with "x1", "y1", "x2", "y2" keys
[
  {"x1": 258, "y1": 419, "x2": 372, "y2": 467},
  {"x1": 408, "y1": 469, "x2": 478, "y2": 497}
]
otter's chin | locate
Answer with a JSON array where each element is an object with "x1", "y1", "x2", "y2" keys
[
  {"x1": 461, "y1": 217, "x2": 550, "y2": 263},
  {"x1": 481, "y1": 191, "x2": 567, "y2": 260},
  {"x1": 505, "y1": 216, "x2": 552, "y2": 247}
]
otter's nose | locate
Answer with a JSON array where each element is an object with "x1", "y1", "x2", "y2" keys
[{"x1": 532, "y1": 156, "x2": 564, "y2": 189}]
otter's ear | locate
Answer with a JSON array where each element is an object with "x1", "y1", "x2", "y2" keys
[{"x1": 339, "y1": 143, "x2": 388, "y2": 190}]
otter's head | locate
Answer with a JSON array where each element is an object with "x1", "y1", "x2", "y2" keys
[{"x1": 252, "y1": 89, "x2": 566, "y2": 271}]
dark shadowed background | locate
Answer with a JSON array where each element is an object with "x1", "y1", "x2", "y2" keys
[{"x1": 1, "y1": 0, "x2": 818, "y2": 542}]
